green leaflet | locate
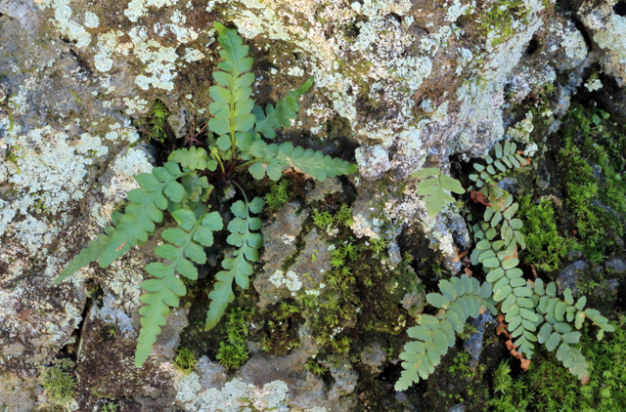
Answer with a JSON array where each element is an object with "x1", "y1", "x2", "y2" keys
[
  {"x1": 254, "y1": 77, "x2": 314, "y2": 139},
  {"x1": 396, "y1": 274, "x2": 493, "y2": 391},
  {"x1": 209, "y1": 22, "x2": 255, "y2": 148},
  {"x1": 54, "y1": 162, "x2": 186, "y2": 284},
  {"x1": 135, "y1": 205, "x2": 223, "y2": 366},
  {"x1": 246, "y1": 140, "x2": 356, "y2": 182},
  {"x1": 205, "y1": 197, "x2": 264, "y2": 331},
  {"x1": 412, "y1": 168, "x2": 465, "y2": 217},
  {"x1": 168, "y1": 147, "x2": 217, "y2": 171}
]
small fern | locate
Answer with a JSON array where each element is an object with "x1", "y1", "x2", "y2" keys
[
  {"x1": 397, "y1": 140, "x2": 614, "y2": 390},
  {"x1": 54, "y1": 22, "x2": 356, "y2": 367},
  {"x1": 396, "y1": 274, "x2": 495, "y2": 391},
  {"x1": 413, "y1": 167, "x2": 465, "y2": 217},
  {"x1": 206, "y1": 196, "x2": 263, "y2": 331}
]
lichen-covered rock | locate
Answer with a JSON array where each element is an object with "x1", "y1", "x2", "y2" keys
[
  {"x1": 2, "y1": 0, "x2": 624, "y2": 408},
  {"x1": 556, "y1": 260, "x2": 590, "y2": 295},
  {"x1": 579, "y1": 0, "x2": 626, "y2": 85},
  {"x1": 359, "y1": 341, "x2": 388, "y2": 374}
]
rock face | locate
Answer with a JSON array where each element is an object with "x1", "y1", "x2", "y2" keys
[{"x1": 1, "y1": 0, "x2": 625, "y2": 410}]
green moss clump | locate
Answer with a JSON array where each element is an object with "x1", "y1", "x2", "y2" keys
[
  {"x1": 216, "y1": 307, "x2": 251, "y2": 370},
  {"x1": 517, "y1": 194, "x2": 578, "y2": 272},
  {"x1": 38, "y1": 359, "x2": 76, "y2": 405},
  {"x1": 557, "y1": 105, "x2": 626, "y2": 264},
  {"x1": 264, "y1": 179, "x2": 291, "y2": 213},
  {"x1": 174, "y1": 346, "x2": 197, "y2": 373},
  {"x1": 489, "y1": 317, "x2": 626, "y2": 412}
]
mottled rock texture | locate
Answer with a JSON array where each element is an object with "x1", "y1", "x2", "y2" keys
[{"x1": 1, "y1": 0, "x2": 626, "y2": 410}]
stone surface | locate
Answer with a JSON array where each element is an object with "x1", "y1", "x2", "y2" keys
[
  {"x1": 0, "y1": 0, "x2": 624, "y2": 409},
  {"x1": 556, "y1": 260, "x2": 590, "y2": 295},
  {"x1": 360, "y1": 341, "x2": 388, "y2": 374},
  {"x1": 605, "y1": 256, "x2": 626, "y2": 276}
]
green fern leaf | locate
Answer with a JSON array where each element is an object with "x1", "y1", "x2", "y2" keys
[
  {"x1": 397, "y1": 274, "x2": 492, "y2": 390},
  {"x1": 246, "y1": 141, "x2": 356, "y2": 181},
  {"x1": 205, "y1": 197, "x2": 264, "y2": 331},
  {"x1": 413, "y1": 168, "x2": 464, "y2": 217},
  {"x1": 209, "y1": 22, "x2": 255, "y2": 147},
  {"x1": 168, "y1": 147, "x2": 217, "y2": 171},
  {"x1": 254, "y1": 77, "x2": 314, "y2": 139},
  {"x1": 135, "y1": 205, "x2": 223, "y2": 366},
  {"x1": 55, "y1": 162, "x2": 187, "y2": 284}
]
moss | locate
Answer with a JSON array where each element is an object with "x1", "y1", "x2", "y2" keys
[
  {"x1": 517, "y1": 194, "x2": 578, "y2": 273},
  {"x1": 489, "y1": 317, "x2": 626, "y2": 412},
  {"x1": 556, "y1": 104, "x2": 626, "y2": 264},
  {"x1": 261, "y1": 300, "x2": 302, "y2": 355},
  {"x1": 264, "y1": 179, "x2": 291, "y2": 213},
  {"x1": 174, "y1": 346, "x2": 198, "y2": 373},
  {"x1": 38, "y1": 359, "x2": 76, "y2": 405}
]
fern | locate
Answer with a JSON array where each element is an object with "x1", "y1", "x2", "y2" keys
[
  {"x1": 413, "y1": 167, "x2": 465, "y2": 217},
  {"x1": 54, "y1": 162, "x2": 187, "y2": 284},
  {"x1": 396, "y1": 274, "x2": 495, "y2": 391},
  {"x1": 168, "y1": 147, "x2": 217, "y2": 171},
  {"x1": 136, "y1": 206, "x2": 223, "y2": 366},
  {"x1": 246, "y1": 141, "x2": 356, "y2": 182},
  {"x1": 253, "y1": 77, "x2": 314, "y2": 139},
  {"x1": 468, "y1": 141, "x2": 529, "y2": 204},
  {"x1": 206, "y1": 196, "x2": 263, "y2": 330},
  {"x1": 208, "y1": 22, "x2": 256, "y2": 153},
  {"x1": 55, "y1": 23, "x2": 356, "y2": 367},
  {"x1": 398, "y1": 140, "x2": 614, "y2": 390},
  {"x1": 534, "y1": 280, "x2": 614, "y2": 379}
]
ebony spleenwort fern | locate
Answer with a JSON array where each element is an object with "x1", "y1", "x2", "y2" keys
[
  {"x1": 399, "y1": 141, "x2": 614, "y2": 390},
  {"x1": 395, "y1": 274, "x2": 496, "y2": 391},
  {"x1": 54, "y1": 22, "x2": 356, "y2": 367}
]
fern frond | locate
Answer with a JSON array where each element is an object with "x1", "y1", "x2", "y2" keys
[
  {"x1": 396, "y1": 275, "x2": 493, "y2": 391},
  {"x1": 246, "y1": 141, "x2": 356, "y2": 182},
  {"x1": 168, "y1": 147, "x2": 217, "y2": 171},
  {"x1": 55, "y1": 162, "x2": 187, "y2": 284},
  {"x1": 209, "y1": 22, "x2": 255, "y2": 152},
  {"x1": 469, "y1": 141, "x2": 529, "y2": 202},
  {"x1": 413, "y1": 167, "x2": 465, "y2": 217},
  {"x1": 205, "y1": 196, "x2": 264, "y2": 331},
  {"x1": 135, "y1": 205, "x2": 223, "y2": 366},
  {"x1": 534, "y1": 279, "x2": 614, "y2": 379},
  {"x1": 254, "y1": 77, "x2": 314, "y2": 139},
  {"x1": 470, "y1": 195, "x2": 537, "y2": 357}
]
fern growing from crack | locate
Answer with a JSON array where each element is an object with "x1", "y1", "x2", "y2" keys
[
  {"x1": 398, "y1": 141, "x2": 614, "y2": 390},
  {"x1": 54, "y1": 22, "x2": 356, "y2": 367}
]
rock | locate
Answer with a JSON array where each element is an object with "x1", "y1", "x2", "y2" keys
[
  {"x1": 355, "y1": 145, "x2": 392, "y2": 180},
  {"x1": 254, "y1": 203, "x2": 309, "y2": 308},
  {"x1": 579, "y1": 0, "x2": 626, "y2": 85},
  {"x1": 360, "y1": 341, "x2": 388, "y2": 374},
  {"x1": 556, "y1": 260, "x2": 590, "y2": 295},
  {"x1": 464, "y1": 313, "x2": 496, "y2": 370},
  {"x1": 327, "y1": 362, "x2": 359, "y2": 401},
  {"x1": 0, "y1": 372, "x2": 37, "y2": 412},
  {"x1": 401, "y1": 277, "x2": 427, "y2": 320},
  {"x1": 605, "y1": 256, "x2": 626, "y2": 276},
  {"x1": 447, "y1": 404, "x2": 466, "y2": 412},
  {"x1": 306, "y1": 177, "x2": 343, "y2": 202},
  {"x1": 255, "y1": 213, "x2": 332, "y2": 309}
]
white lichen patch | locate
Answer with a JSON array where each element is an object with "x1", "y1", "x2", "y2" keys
[
  {"x1": 128, "y1": 27, "x2": 179, "y2": 91},
  {"x1": 269, "y1": 270, "x2": 303, "y2": 292},
  {"x1": 38, "y1": 0, "x2": 92, "y2": 48},
  {"x1": 1, "y1": 125, "x2": 108, "y2": 240},
  {"x1": 176, "y1": 376, "x2": 290, "y2": 412},
  {"x1": 125, "y1": 0, "x2": 180, "y2": 22},
  {"x1": 506, "y1": 112, "x2": 534, "y2": 144}
]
